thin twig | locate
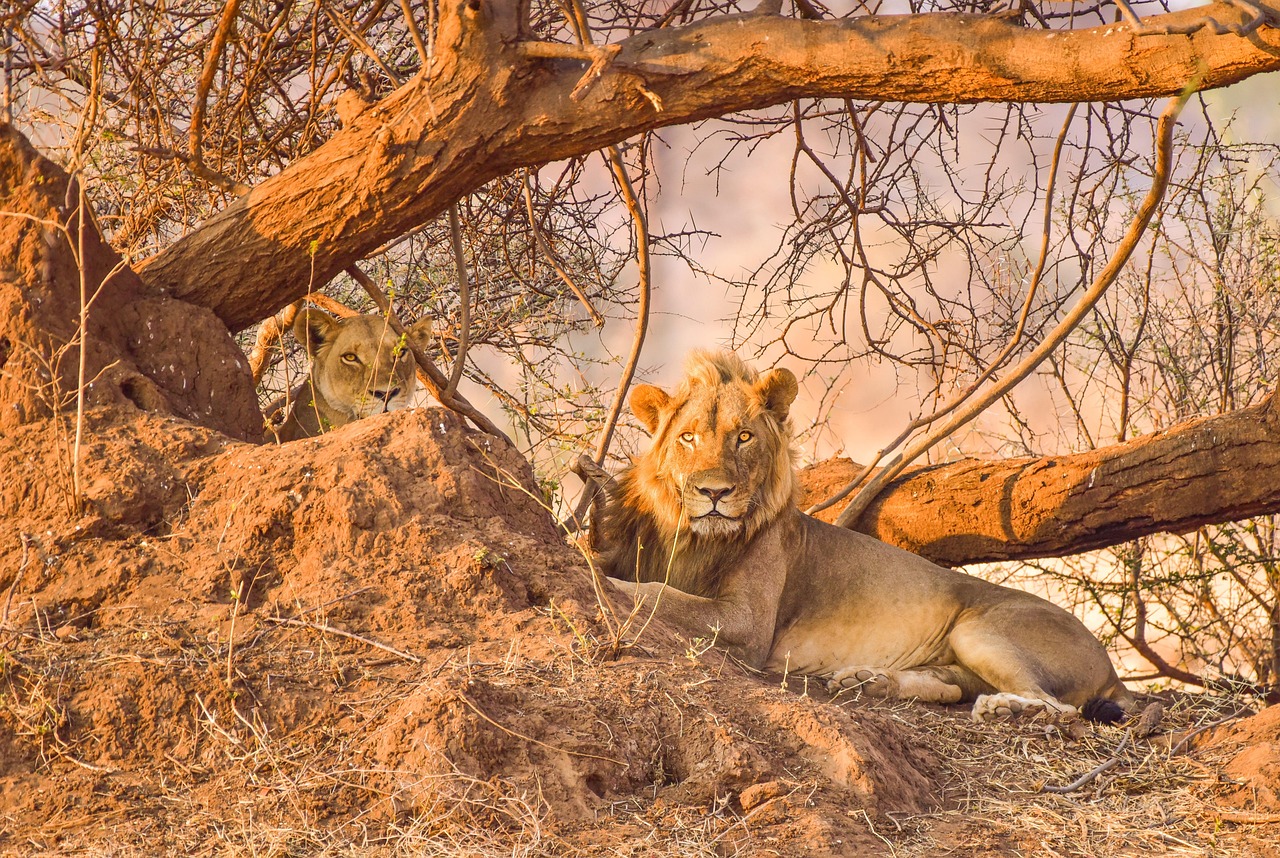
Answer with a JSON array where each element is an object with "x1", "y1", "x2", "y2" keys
[
  {"x1": 566, "y1": 146, "x2": 651, "y2": 532},
  {"x1": 569, "y1": 453, "x2": 617, "y2": 547},
  {"x1": 1169, "y1": 706, "x2": 1254, "y2": 756},
  {"x1": 194, "y1": 692, "x2": 243, "y2": 746},
  {"x1": 265, "y1": 615, "x2": 423, "y2": 664},
  {"x1": 1041, "y1": 728, "x2": 1133, "y2": 794},
  {"x1": 1209, "y1": 811, "x2": 1280, "y2": 824},
  {"x1": 398, "y1": 0, "x2": 430, "y2": 65},
  {"x1": 521, "y1": 172, "x2": 605, "y2": 326},
  {"x1": 1121, "y1": 545, "x2": 1213, "y2": 689},
  {"x1": 142, "y1": 145, "x2": 250, "y2": 194},
  {"x1": 0, "y1": 534, "x2": 31, "y2": 641},
  {"x1": 189, "y1": 0, "x2": 242, "y2": 176},
  {"x1": 444, "y1": 204, "x2": 471, "y2": 400},
  {"x1": 323, "y1": 4, "x2": 402, "y2": 86},
  {"x1": 71, "y1": 183, "x2": 89, "y2": 515}
]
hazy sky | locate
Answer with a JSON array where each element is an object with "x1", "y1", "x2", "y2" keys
[{"x1": 604, "y1": 72, "x2": 1280, "y2": 466}]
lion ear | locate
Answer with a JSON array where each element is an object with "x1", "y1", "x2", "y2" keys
[
  {"x1": 630, "y1": 384, "x2": 671, "y2": 433},
  {"x1": 406, "y1": 314, "x2": 433, "y2": 349},
  {"x1": 755, "y1": 368, "x2": 798, "y2": 419},
  {"x1": 294, "y1": 308, "x2": 340, "y2": 357}
]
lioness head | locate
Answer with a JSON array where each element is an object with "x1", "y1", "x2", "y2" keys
[
  {"x1": 628, "y1": 350, "x2": 799, "y2": 540},
  {"x1": 294, "y1": 308, "x2": 432, "y2": 422}
]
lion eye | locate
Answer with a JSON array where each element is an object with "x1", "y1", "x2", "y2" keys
[
  {"x1": 679, "y1": 431, "x2": 696, "y2": 445},
  {"x1": 341, "y1": 352, "x2": 360, "y2": 365},
  {"x1": 738, "y1": 431, "x2": 753, "y2": 444}
]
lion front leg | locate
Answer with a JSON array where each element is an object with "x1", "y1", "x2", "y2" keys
[{"x1": 607, "y1": 578, "x2": 774, "y2": 668}]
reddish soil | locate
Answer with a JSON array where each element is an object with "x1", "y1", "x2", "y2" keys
[
  {"x1": 0, "y1": 406, "x2": 945, "y2": 855},
  {"x1": 0, "y1": 126, "x2": 260, "y2": 444},
  {"x1": 2, "y1": 405, "x2": 1278, "y2": 856},
  {"x1": 1201, "y1": 702, "x2": 1280, "y2": 812}
]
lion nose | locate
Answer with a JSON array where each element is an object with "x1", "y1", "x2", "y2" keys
[
  {"x1": 372, "y1": 387, "x2": 401, "y2": 404},
  {"x1": 698, "y1": 484, "x2": 734, "y2": 503}
]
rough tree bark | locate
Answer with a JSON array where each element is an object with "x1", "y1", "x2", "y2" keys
[
  {"x1": 136, "y1": 0, "x2": 1280, "y2": 332},
  {"x1": 799, "y1": 390, "x2": 1280, "y2": 566}
]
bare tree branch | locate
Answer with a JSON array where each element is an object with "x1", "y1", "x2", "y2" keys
[
  {"x1": 189, "y1": 0, "x2": 243, "y2": 178},
  {"x1": 800, "y1": 389, "x2": 1280, "y2": 566},
  {"x1": 832, "y1": 93, "x2": 1188, "y2": 529},
  {"x1": 566, "y1": 144, "x2": 652, "y2": 532},
  {"x1": 135, "y1": 2, "x2": 1280, "y2": 331},
  {"x1": 444, "y1": 204, "x2": 471, "y2": 400}
]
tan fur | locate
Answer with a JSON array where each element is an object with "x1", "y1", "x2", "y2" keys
[
  {"x1": 268, "y1": 309, "x2": 432, "y2": 443},
  {"x1": 601, "y1": 350, "x2": 1135, "y2": 721}
]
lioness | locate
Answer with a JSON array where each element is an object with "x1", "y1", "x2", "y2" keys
[
  {"x1": 269, "y1": 308, "x2": 433, "y2": 442},
  {"x1": 600, "y1": 350, "x2": 1134, "y2": 722}
]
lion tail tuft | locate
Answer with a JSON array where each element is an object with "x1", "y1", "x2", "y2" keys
[{"x1": 1080, "y1": 697, "x2": 1126, "y2": 724}]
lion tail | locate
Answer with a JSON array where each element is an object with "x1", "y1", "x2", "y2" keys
[{"x1": 1080, "y1": 696, "x2": 1126, "y2": 724}]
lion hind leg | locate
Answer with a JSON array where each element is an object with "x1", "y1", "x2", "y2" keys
[{"x1": 827, "y1": 666, "x2": 966, "y2": 705}]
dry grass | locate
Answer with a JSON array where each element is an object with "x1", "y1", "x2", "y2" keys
[
  {"x1": 3, "y1": 615, "x2": 1276, "y2": 857},
  {"x1": 0, "y1": 623, "x2": 741, "y2": 857},
  {"x1": 843, "y1": 691, "x2": 1277, "y2": 858}
]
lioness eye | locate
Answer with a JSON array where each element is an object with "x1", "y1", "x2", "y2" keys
[
  {"x1": 341, "y1": 352, "x2": 359, "y2": 364},
  {"x1": 738, "y1": 431, "x2": 753, "y2": 444},
  {"x1": 679, "y1": 431, "x2": 695, "y2": 444}
]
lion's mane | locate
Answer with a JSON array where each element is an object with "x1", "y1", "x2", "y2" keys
[{"x1": 600, "y1": 349, "x2": 799, "y2": 596}]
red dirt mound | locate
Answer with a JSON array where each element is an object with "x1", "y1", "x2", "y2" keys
[
  {"x1": 0, "y1": 124, "x2": 260, "y2": 442},
  {"x1": 1201, "y1": 704, "x2": 1280, "y2": 812},
  {"x1": 0, "y1": 405, "x2": 942, "y2": 854}
]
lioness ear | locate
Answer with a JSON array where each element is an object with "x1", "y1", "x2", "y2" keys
[
  {"x1": 406, "y1": 315, "x2": 433, "y2": 350},
  {"x1": 755, "y1": 368, "x2": 798, "y2": 419},
  {"x1": 294, "y1": 308, "x2": 340, "y2": 358},
  {"x1": 630, "y1": 384, "x2": 671, "y2": 434}
]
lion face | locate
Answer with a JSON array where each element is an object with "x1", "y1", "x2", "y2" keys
[
  {"x1": 295, "y1": 309, "x2": 432, "y2": 421},
  {"x1": 629, "y1": 351, "x2": 799, "y2": 540}
]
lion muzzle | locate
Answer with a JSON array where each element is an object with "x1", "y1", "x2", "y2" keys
[{"x1": 684, "y1": 472, "x2": 748, "y2": 533}]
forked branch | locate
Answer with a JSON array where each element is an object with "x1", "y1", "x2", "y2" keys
[{"x1": 831, "y1": 93, "x2": 1189, "y2": 530}]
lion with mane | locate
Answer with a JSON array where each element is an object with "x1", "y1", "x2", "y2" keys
[{"x1": 600, "y1": 350, "x2": 1134, "y2": 722}]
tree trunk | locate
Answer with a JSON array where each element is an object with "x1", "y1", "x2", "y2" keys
[
  {"x1": 799, "y1": 391, "x2": 1280, "y2": 566},
  {"x1": 136, "y1": 1, "x2": 1280, "y2": 331}
]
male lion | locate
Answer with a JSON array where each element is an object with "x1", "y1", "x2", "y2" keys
[
  {"x1": 600, "y1": 350, "x2": 1134, "y2": 722},
  {"x1": 268, "y1": 308, "x2": 433, "y2": 442}
]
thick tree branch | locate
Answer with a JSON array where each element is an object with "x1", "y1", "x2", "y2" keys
[
  {"x1": 136, "y1": 1, "x2": 1280, "y2": 331},
  {"x1": 799, "y1": 391, "x2": 1280, "y2": 566}
]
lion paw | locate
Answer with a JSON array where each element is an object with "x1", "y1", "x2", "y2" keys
[
  {"x1": 971, "y1": 693, "x2": 1073, "y2": 722},
  {"x1": 826, "y1": 668, "x2": 900, "y2": 699}
]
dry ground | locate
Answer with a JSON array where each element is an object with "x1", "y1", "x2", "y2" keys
[{"x1": 1, "y1": 405, "x2": 1277, "y2": 857}]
